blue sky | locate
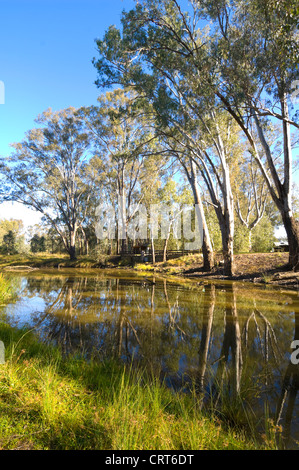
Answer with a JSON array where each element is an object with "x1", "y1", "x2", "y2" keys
[
  {"x1": 0, "y1": 0, "x2": 297, "y2": 233},
  {"x1": 0, "y1": 0, "x2": 136, "y2": 225},
  {"x1": 0, "y1": 0, "x2": 136, "y2": 157}
]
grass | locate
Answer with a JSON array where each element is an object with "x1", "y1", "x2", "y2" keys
[
  {"x1": 0, "y1": 323, "x2": 278, "y2": 450},
  {"x1": 0, "y1": 251, "x2": 291, "y2": 277},
  {"x1": 0, "y1": 274, "x2": 14, "y2": 305},
  {"x1": 0, "y1": 253, "x2": 96, "y2": 269},
  {"x1": 0, "y1": 265, "x2": 286, "y2": 449}
]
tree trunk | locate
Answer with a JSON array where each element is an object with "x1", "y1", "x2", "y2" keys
[
  {"x1": 189, "y1": 159, "x2": 215, "y2": 271},
  {"x1": 281, "y1": 211, "x2": 299, "y2": 270},
  {"x1": 219, "y1": 211, "x2": 235, "y2": 277},
  {"x1": 279, "y1": 96, "x2": 299, "y2": 269},
  {"x1": 252, "y1": 105, "x2": 299, "y2": 270},
  {"x1": 151, "y1": 234, "x2": 155, "y2": 264},
  {"x1": 69, "y1": 245, "x2": 77, "y2": 261},
  {"x1": 121, "y1": 234, "x2": 129, "y2": 254},
  {"x1": 248, "y1": 229, "x2": 252, "y2": 252},
  {"x1": 80, "y1": 228, "x2": 89, "y2": 256},
  {"x1": 222, "y1": 231, "x2": 234, "y2": 276},
  {"x1": 69, "y1": 230, "x2": 77, "y2": 260},
  {"x1": 198, "y1": 207, "x2": 215, "y2": 272},
  {"x1": 163, "y1": 236, "x2": 169, "y2": 262}
]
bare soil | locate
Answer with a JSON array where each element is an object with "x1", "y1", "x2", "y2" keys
[{"x1": 181, "y1": 252, "x2": 299, "y2": 290}]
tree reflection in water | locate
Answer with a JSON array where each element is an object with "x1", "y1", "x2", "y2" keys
[
  {"x1": 275, "y1": 312, "x2": 299, "y2": 448},
  {"x1": 1, "y1": 271, "x2": 298, "y2": 448}
]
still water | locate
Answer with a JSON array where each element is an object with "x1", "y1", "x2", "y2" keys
[{"x1": 1, "y1": 269, "x2": 299, "y2": 448}]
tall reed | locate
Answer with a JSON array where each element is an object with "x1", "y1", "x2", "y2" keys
[
  {"x1": 0, "y1": 323, "x2": 277, "y2": 450},
  {"x1": 0, "y1": 274, "x2": 12, "y2": 304}
]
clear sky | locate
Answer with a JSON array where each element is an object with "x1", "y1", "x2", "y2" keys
[
  {"x1": 0, "y1": 0, "x2": 297, "y2": 234},
  {"x1": 0, "y1": 0, "x2": 136, "y2": 226},
  {"x1": 0, "y1": 0, "x2": 136, "y2": 157}
]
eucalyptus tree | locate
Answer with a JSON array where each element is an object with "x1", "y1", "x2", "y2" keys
[
  {"x1": 194, "y1": 0, "x2": 299, "y2": 268},
  {"x1": 0, "y1": 219, "x2": 24, "y2": 246},
  {"x1": 160, "y1": 109, "x2": 242, "y2": 275},
  {"x1": 93, "y1": 0, "x2": 299, "y2": 269},
  {"x1": 157, "y1": 128, "x2": 215, "y2": 270},
  {"x1": 0, "y1": 107, "x2": 92, "y2": 260},
  {"x1": 92, "y1": 0, "x2": 242, "y2": 275},
  {"x1": 80, "y1": 89, "x2": 166, "y2": 253},
  {"x1": 234, "y1": 153, "x2": 269, "y2": 250},
  {"x1": 174, "y1": 154, "x2": 215, "y2": 271}
]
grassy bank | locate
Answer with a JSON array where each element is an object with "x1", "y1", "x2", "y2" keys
[
  {"x1": 0, "y1": 323, "x2": 278, "y2": 450},
  {"x1": 0, "y1": 274, "x2": 13, "y2": 305},
  {"x1": 0, "y1": 251, "x2": 290, "y2": 274},
  {"x1": 0, "y1": 253, "x2": 90, "y2": 269},
  {"x1": 1, "y1": 251, "x2": 297, "y2": 290}
]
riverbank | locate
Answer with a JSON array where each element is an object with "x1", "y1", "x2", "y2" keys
[
  {"x1": 0, "y1": 273, "x2": 13, "y2": 305},
  {"x1": 0, "y1": 262, "x2": 286, "y2": 450},
  {"x1": 1, "y1": 252, "x2": 297, "y2": 290},
  {"x1": 0, "y1": 322, "x2": 278, "y2": 450}
]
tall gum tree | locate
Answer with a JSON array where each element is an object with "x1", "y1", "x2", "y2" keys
[
  {"x1": 198, "y1": 0, "x2": 299, "y2": 268},
  {"x1": 80, "y1": 89, "x2": 165, "y2": 253},
  {"x1": 93, "y1": 0, "x2": 299, "y2": 269},
  {"x1": 92, "y1": 4, "x2": 235, "y2": 273},
  {"x1": 177, "y1": 156, "x2": 215, "y2": 271},
  {"x1": 0, "y1": 107, "x2": 91, "y2": 260},
  {"x1": 156, "y1": 104, "x2": 239, "y2": 275}
]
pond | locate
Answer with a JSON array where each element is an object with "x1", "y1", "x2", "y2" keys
[{"x1": 1, "y1": 269, "x2": 299, "y2": 449}]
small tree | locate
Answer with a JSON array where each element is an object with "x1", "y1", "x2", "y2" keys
[
  {"x1": 251, "y1": 216, "x2": 276, "y2": 253},
  {"x1": 0, "y1": 108, "x2": 92, "y2": 260},
  {"x1": 2, "y1": 230, "x2": 17, "y2": 254},
  {"x1": 30, "y1": 234, "x2": 46, "y2": 253}
]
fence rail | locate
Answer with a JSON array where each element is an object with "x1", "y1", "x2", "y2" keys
[
  {"x1": 149, "y1": 249, "x2": 201, "y2": 255},
  {"x1": 120, "y1": 249, "x2": 201, "y2": 258}
]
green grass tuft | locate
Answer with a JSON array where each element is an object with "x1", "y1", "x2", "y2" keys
[{"x1": 0, "y1": 323, "x2": 278, "y2": 450}]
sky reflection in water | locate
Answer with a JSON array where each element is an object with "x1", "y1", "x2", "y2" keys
[{"x1": 1, "y1": 270, "x2": 299, "y2": 449}]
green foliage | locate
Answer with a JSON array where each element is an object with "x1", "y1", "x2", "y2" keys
[
  {"x1": 0, "y1": 275, "x2": 12, "y2": 305},
  {"x1": 30, "y1": 234, "x2": 46, "y2": 253},
  {"x1": 92, "y1": 0, "x2": 299, "y2": 268},
  {"x1": 0, "y1": 219, "x2": 26, "y2": 255},
  {"x1": 234, "y1": 223, "x2": 250, "y2": 254},
  {"x1": 0, "y1": 323, "x2": 275, "y2": 450},
  {"x1": 2, "y1": 231, "x2": 17, "y2": 254},
  {"x1": 1, "y1": 0, "x2": 297, "y2": 266},
  {"x1": 251, "y1": 216, "x2": 276, "y2": 253},
  {"x1": 0, "y1": 108, "x2": 92, "y2": 260},
  {"x1": 0, "y1": 219, "x2": 23, "y2": 245}
]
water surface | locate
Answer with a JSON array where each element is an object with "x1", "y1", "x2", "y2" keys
[{"x1": 1, "y1": 269, "x2": 299, "y2": 448}]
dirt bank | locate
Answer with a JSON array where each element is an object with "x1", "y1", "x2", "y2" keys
[
  {"x1": 180, "y1": 252, "x2": 299, "y2": 289},
  {"x1": 1, "y1": 252, "x2": 298, "y2": 290}
]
